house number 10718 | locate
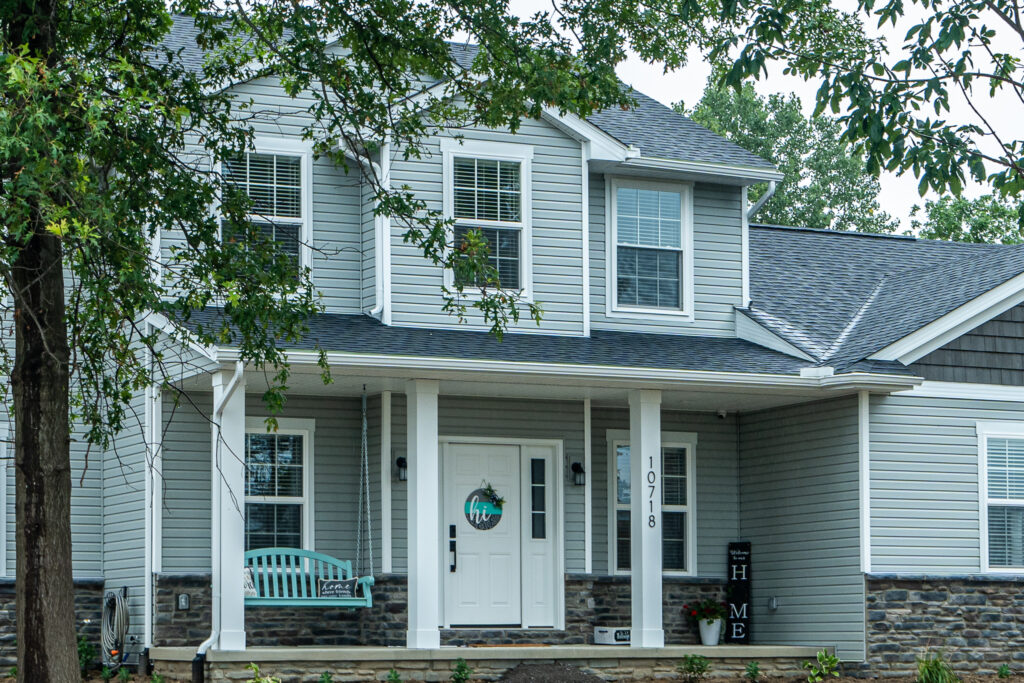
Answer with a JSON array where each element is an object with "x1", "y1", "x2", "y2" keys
[{"x1": 647, "y1": 456, "x2": 657, "y2": 528}]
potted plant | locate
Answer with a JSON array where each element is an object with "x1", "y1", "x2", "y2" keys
[{"x1": 684, "y1": 599, "x2": 727, "y2": 645}]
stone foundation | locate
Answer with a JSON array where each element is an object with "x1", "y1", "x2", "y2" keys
[
  {"x1": 152, "y1": 646, "x2": 815, "y2": 682},
  {"x1": 153, "y1": 572, "x2": 725, "y2": 647},
  {"x1": 865, "y1": 574, "x2": 1024, "y2": 676},
  {"x1": 0, "y1": 576, "x2": 104, "y2": 669}
]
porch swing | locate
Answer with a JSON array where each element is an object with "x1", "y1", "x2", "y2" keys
[{"x1": 242, "y1": 389, "x2": 376, "y2": 609}]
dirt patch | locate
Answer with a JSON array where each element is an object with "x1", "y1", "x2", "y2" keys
[{"x1": 499, "y1": 662, "x2": 607, "y2": 682}]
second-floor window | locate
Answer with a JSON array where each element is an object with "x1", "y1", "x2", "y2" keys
[
  {"x1": 442, "y1": 139, "x2": 534, "y2": 296},
  {"x1": 222, "y1": 140, "x2": 311, "y2": 274},
  {"x1": 609, "y1": 178, "x2": 693, "y2": 318}
]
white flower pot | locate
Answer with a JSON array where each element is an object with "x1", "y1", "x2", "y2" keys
[{"x1": 699, "y1": 617, "x2": 723, "y2": 645}]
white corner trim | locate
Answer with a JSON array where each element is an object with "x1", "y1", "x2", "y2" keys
[
  {"x1": 583, "y1": 398, "x2": 593, "y2": 574},
  {"x1": 581, "y1": 142, "x2": 591, "y2": 337},
  {"x1": 605, "y1": 176, "x2": 695, "y2": 322},
  {"x1": 870, "y1": 270, "x2": 1024, "y2": 364},
  {"x1": 735, "y1": 310, "x2": 816, "y2": 362},
  {"x1": 382, "y1": 142, "x2": 393, "y2": 326},
  {"x1": 380, "y1": 391, "x2": 393, "y2": 573},
  {"x1": 900, "y1": 381, "x2": 1024, "y2": 402},
  {"x1": 741, "y1": 186, "x2": 750, "y2": 309},
  {"x1": 858, "y1": 391, "x2": 871, "y2": 574}
]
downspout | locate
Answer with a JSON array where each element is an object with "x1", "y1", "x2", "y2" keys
[
  {"x1": 367, "y1": 141, "x2": 391, "y2": 323},
  {"x1": 746, "y1": 181, "x2": 776, "y2": 221},
  {"x1": 194, "y1": 361, "x2": 244, "y2": 682}
]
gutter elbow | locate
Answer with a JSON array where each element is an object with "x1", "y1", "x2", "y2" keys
[{"x1": 746, "y1": 181, "x2": 776, "y2": 221}]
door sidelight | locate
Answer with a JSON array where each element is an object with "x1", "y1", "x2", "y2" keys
[{"x1": 449, "y1": 524, "x2": 457, "y2": 572}]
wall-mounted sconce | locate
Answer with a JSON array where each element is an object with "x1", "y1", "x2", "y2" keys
[
  {"x1": 570, "y1": 462, "x2": 586, "y2": 486},
  {"x1": 396, "y1": 456, "x2": 407, "y2": 482}
]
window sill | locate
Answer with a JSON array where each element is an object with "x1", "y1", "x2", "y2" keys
[{"x1": 607, "y1": 305, "x2": 694, "y2": 322}]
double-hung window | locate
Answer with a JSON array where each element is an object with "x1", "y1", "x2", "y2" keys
[
  {"x1": 244, "y1": 418, "x2": 314, "y2": 551},
  {"x1": 979, "y1": 422, "x2": 1024, "y2": 571},
  {"x1": 441, "y1": 139, "x2": 533, "y2": 295},
  {"x1": 609, "y1": 430, "x2": 696, "y2": 574},
  {"x1": 221, "y1": 139, "x2": 312, "y2": 275},
  {"x1": 609, "y1": 178, "x2": 693, "y2": 317}
]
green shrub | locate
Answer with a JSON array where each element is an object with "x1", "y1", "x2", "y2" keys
[
  {"x1": 101, "y1": 666, "x2": 114, "y2": 682},
  {"x1": 745, "y1": 660, "x2": 761, "y2": 682},
  {"x1": 78, "y1": 635, "x2": 97, "y2": 674},
  {"x1": 319, "y1": 673, "x2": 334, "y2": 683},
  {"x1": 387, "y1": 670, "x2": 402, "y2": 682},
  {"x1": 150, "y1": 675, "x2": 166, "y2": 683},
  {"x1": 450, "y1": 658, "x2": 473, "y2": 683},
  {"x1": 7, "y1": 666, "x2": 16, "y2": 679},
  {"x1": 246, "y1": 663, "x2": 282, "y2": 683},
  {"x1": 916, "y1": 651, "x2": 959, "y2": 683},
  {"x1": 802, "y1": 649, "x2": 840, "y2": 683},
  {"x1": 999, "y1": 665, "x2": 1012, "y2": 679},
  {"x1": 677, "y1": 654, "x2": 710, "y2": 683},
  {"x1": 119, "y1": 665, "x2": 132, "y2": 682}
]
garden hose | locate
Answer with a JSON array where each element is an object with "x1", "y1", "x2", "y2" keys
[{"x1": 102, "y1": 586, "x2": 130, "y2": 670}]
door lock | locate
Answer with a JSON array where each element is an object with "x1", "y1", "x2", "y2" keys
[{"x1": 449, "y1": 524, "x2": 456, "y2": 572}]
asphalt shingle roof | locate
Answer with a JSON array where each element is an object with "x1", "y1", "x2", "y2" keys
[
  {"x1": 748, "y1": 225, "x2": 1024, "y2": 370},
  {"x1": 162, "y1": 18, "x2": 775, "y2": 171},
  {"x1": 186, "y1": 308, "x2": 828, "y2": 376}
]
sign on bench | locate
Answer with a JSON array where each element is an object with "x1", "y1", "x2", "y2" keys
[{"x1": 318, "y1": 578, "x2": 360, "y2": 599}]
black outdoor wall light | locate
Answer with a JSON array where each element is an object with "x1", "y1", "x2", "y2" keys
[
  {"x1": 571, "y1": 462, "x2": 586, "y2": 486},
  {"x1": 396, "y1": 456, "x2": 408, "y2": 482}
]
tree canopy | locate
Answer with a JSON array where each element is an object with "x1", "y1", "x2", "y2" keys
[
  {"x1": 680, "y1": 80, "x2": 898, "y2": 232},
  {"x1": 912, "y1": 194, "x2": 1024, "y2": 243}
]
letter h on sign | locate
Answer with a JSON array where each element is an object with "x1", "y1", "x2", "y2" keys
[{"x1": 726, "y1": 541, "x2": 751, "y2": 643}]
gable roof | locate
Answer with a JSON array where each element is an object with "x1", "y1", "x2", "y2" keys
[
  {"x1": 161, "y1": 17, "x2": 775, "y2": 172},
  {"x1": 747, "y1": 224, "x2": 1024, "y2": 370}
]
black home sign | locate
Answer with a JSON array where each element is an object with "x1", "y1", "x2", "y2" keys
[{"x1": 726, "y1": 541, "x2": 751, "y2": 643}]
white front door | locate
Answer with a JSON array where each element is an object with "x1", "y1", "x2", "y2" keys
[{"x1": 443, "y1": 442, "x2": 522, "y2": 627}]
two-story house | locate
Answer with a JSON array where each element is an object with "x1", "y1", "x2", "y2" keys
[{"x1": 4, "y1": 15, "x2": 1024, "y2": 682}]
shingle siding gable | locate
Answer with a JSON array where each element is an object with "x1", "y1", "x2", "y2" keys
[{"x1": 910, "y1": 303, "x2": 1024, "y2": 385}]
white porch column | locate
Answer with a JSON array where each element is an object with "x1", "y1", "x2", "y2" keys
[
  {"x1": 629, "y1": 389, "x2": 664, "y2": 648},
  {"x1": 406, "y1": 379, "x2": 441, "y2": 649},
  {"x1": 212, "y1": 367, "x2": 247, "y2": 651}
]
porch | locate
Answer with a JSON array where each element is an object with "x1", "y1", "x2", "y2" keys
[
  {"x1": 149, "y1": 644, "x2": 826, "y2": 681},
  {"x1": 153, "y1": 353, "x2": 907, "y2": 662}
]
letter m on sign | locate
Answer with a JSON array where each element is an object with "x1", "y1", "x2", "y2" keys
[{"x1": 726, "y1": 541, "x2": 751, "y2": 644}]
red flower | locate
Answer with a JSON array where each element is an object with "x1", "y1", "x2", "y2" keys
[{"x1": 691, "y1": 610, "x2": 698, "y2": 617}]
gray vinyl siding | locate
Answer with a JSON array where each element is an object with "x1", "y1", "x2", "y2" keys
[
  {"x1": 739, "y1": 397, "x2": 864, "y2": 661},
  {"x1": 103, "y1": 392, "x2": 149, "y2": 640},
  {"x1": 390, "y1": 394, "x2": 408, "y2": 573},
  {"x1": 161, "y1": 392, "x2": 377, "y2": 571},
  {"x1": 868, "y1": 393, "x2": 1024, "y2": 573},
  {"x1": 589, "y1": 179, "x2": 743, "y2": 336},
  {"x1": 161, "y1": 77, "x2": 366, "y2": 315},
  {"x1": 388, "y1": 123, "x2": 585, "y2": 335},
  {"x1": 910, "y1": 304, "x2": 1024, "y2": 385},
  {"x1": 589, "y1": 408, "x2": 739, "y2": 577}
]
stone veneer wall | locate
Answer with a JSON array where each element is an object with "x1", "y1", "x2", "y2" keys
[
  {"x1": 153, "y1": 572, "x2": 725, "y2": 647},
  {"x1": 865, "y1": 575, "x2": 1024, "y2": 675},
  {"x1": 0, "y1": 577, "x2": 104, "y2": 669}
]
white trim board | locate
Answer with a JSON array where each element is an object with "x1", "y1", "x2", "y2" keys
[
  {"x1": 898, "y1": 381, "x2": 1024, "y2": 402},
  {"x1": 735, "y1": 309, "x2": 815, "y2": 362},
  {"x1": 871, "y1": 270, "x2": 1024, "y2": 364}
]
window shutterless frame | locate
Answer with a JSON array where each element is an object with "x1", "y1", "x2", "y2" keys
[
  {"x1": 977, "y1": 420, "x2": 1024, "y2": 573},
  {"x1": 605, "y1": 177, "x2": 694, "y2": 320},
  {"x1": 244, "y1": 417, "x2": 315, "y2": 552},
  {"x1": 606, "y1": 429, "x2": 697, "y2": 576},
  {"x1": 217, "y1": 136, "x2": 314, "y2": 274},
  {"x1": 440, "y1": 138, "x2": 534, "y2": 302}
]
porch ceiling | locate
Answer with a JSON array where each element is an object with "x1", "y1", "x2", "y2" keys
[{"x1": 176, "y1": 362, "x2": 896, "y2": 413}]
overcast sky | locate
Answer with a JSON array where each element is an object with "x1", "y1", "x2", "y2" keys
[{"x1": 504, "y1": 0, "x2": 1016, "y2": 232}]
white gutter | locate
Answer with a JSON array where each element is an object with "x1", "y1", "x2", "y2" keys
[
  {"x1": 197, "y1": 361, "x2": 245, "y2": 658},
  {"x1": 746, "y1": 181, "x2": 777, "y2": 220}
]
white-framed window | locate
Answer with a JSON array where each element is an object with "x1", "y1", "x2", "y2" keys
[
  {"x1": 244, "y1": 417, "x2": 315, "y2": 551},
  {"x1": 978, "y1": 421, "x2": 1024, "y2": 572},
  {"x1": 440, "y1": 138, "x2": 534, "y2": 299},
  {"x1": 221, "y1": 137, "x2": 313, "y2": 275},
  {"x1": 606, "y1": 177, "x2": 694, "y2": 319},
  {"x1": 607, "y1": 429, "x2": 697, "y2": 575}
]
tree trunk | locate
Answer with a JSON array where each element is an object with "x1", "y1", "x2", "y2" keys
[{"x1": 11, "y1": 224, "x2": 78, "y2": 681}]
